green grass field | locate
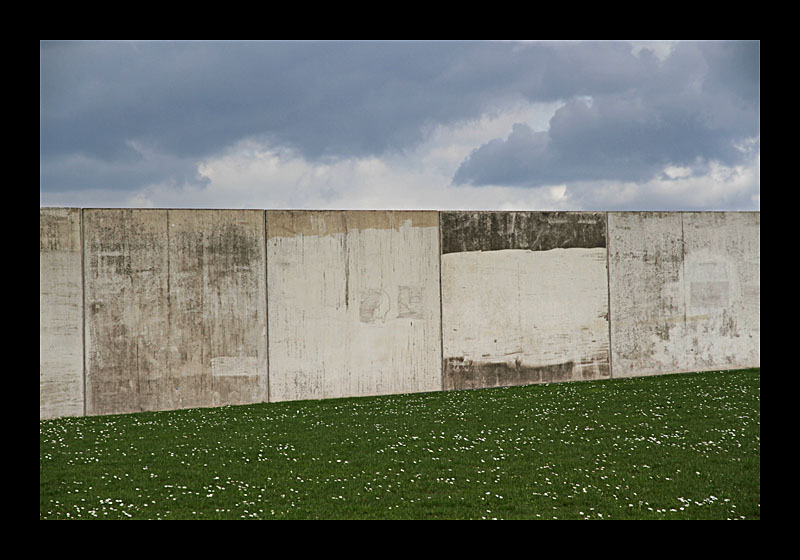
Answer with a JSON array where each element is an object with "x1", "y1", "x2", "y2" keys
[{"x1": 40, "y1": 368, "x2": 760, "y2": 520}]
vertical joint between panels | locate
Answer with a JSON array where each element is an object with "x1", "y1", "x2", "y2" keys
[
  {"x1": 81, "y1": 208, "x2": 87, "y2": 417},
  {"x1": 264, "y1": 210, "x2": 271, "y2": 403},
  {"x1": 438, "y1": 211, "x2": 445, "y2": 392},
  {"x1": 605, "y1": 212, "x2": 613, "y2": 380}
]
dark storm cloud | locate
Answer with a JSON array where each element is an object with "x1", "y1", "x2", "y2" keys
[
  {"x1": 453, "y1": 41, "x2": 760, "y2": 188},
  {"x1": 40, "y1": 40, "x2": 759, "y2": 195},
  {"x1": 41, "y1": 40, "x2": 507, "y2": 191}
]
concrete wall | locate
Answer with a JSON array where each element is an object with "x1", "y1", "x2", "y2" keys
[
  {"x1": 267, "y1": 211, "x2": 441, "y2": 401},
  {"x1": 40, "y1": 208, "x2": 760, "y2": 419},
  {"x1": 82, "y1": 209, "x2": 268, "y2": 416},
  {"x1": 440, "y1": 212, "x2": 610, "y2": 390},
  {"x1": 40, "y1": 208, "x2": 84, "y2": 419},
  {"x1": 608, "y1": 212, "x2": 760, "y2": 377}
]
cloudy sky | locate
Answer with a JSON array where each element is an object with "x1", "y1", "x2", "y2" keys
[{"x1": 40, "y1": 40, "x2": 759, "y2": 211}]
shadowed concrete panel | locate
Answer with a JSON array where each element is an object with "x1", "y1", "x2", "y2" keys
[
  {"x1": 608, "y1": 212, "x2": 760, "y2": 377},
  {"x1": 40, "y1": 208, "x2": 84, "y2": 419},
  {"x1": 267, "y1": 210, "x2": 442, "y2": 401},
  {"x1": 607, "y1": 212, "x2": 684, "y2": 377},
  {"x1": 441, "y1": 212, "x2": 611, "y2": 390},
  {"x1": 83, "y1": 209, "x2": 268, "y2": 415},
  {"x1": 441, "y1": 211, "x2": 607, "y2": 254}
]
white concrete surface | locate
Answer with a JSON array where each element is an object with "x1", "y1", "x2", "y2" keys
[
  {"x1": 40, "y1": 208, "x2": 84, "y2": 419},
  {"x1": 267, "y1": 211, "x2": 442, "y2": 401},
  {"x1": 442, "y1": 247, "x2": 610, "y2": 388}
]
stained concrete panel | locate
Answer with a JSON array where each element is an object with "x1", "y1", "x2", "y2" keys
[
  {"x1": 40, "y1": 208, "x2": 84, "y2": 419},
  {"x1": 681, "y1": 212, "x2": 760, "y2": 371},
  {"x1": 441, "y1": 212, "x2": 611, "y2": 390},
  {"x1": 83, "y1": 209, "x2": 268, "y2": 415},
  {"x1": 267, "y1": 210, "x2": 442, "y2": 401},
  {"x1": 608, "y1": 212, "x2": 760, "y2": 377}
]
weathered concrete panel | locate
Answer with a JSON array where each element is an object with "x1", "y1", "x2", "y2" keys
[
  {"x1": 84, "y1": 209, "x2": 268, "y2": 415},
  {"x1": 441, "y1": 212, "x2": 611, "y2": 390},
  {"x1": 40, "y1": 208, "x2": 84, "y2": 419},
  {"x1": 441, "y1": 211, "x2": 607, "y2": 254},
  {"x1": 681, "y1": 212, "x2": 760, "y2": 371},
  {"x1": 40, "y1": 207, "x2": 761, "y2": 420},
  {"x1": 608, "y1": 212, "x2": 760, "y2": 377},
  {"x1": 267, "y1": 210, "x2": 442, "y2": 401},
  {"x1": 607, "y1": 212, "x2": 684, "y2": 377}
]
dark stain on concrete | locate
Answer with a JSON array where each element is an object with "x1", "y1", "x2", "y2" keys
[
  {"x1": 40, "y1": 208, "x2": 81, "y2": 252},
  {"x1": 83, "y1": 209, "x2": 268, "y2": 416},
  {"x1": 444, "y1": 351, "x2": 610, "y2": 390},
  {"x1": 445, "y1": 357, "x2": 568, "y2": 390},
  {"x1": 174, "y1": 221, "x2": 262, "y2": 276},
  {"x1": 440, "y1": 211, "x2": 606, "y2": 254},
  {"x1": 267, "y1": 210, "x2": 437, "y2": 239}
]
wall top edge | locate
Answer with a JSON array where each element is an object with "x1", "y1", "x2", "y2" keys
[{"x1": 40, "y1": 207, "x2": 760, "y2": 215}]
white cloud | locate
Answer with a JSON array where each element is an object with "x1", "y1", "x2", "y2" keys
[
  {"x1": 85, "y1": 100, "x2": 567, "y2": 211},
  {"x1": 39, "y1": 95, "x2": 758, "y2": 213},
  {"x1": 561, "y1": 155, "x2": 760, "y2": 211}
]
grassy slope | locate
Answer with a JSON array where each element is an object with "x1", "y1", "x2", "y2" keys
[{"x1": 40, "y1": 368, "x2": 760, "y2": 520}]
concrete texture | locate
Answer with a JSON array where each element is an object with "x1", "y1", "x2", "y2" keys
[
  {"x1": 83, "y1": 209, "x2": 268, "y2": 415},
  {"x1": 441, "y1": 212, "x2": 611, "y2": 390},
  {"x1": 40, "y1": 208, "x2": 760, "y2": 419},
  {"x1": 608, "y1": 212, "x2": 760, "y2": 377},
  {"x1": 40, "y1": 208, "x2": 84, "y2": 419},
  {"x1": 266, "y1": 210, "x2": 442, "y2": 401},
  {"x1": 441, "y1": 211, "x2": 607, "y2": 254}
]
